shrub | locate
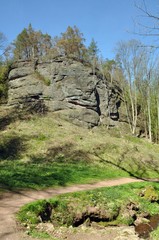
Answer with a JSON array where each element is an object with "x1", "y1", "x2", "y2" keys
[
  {"x1": 34, "y1": 70, "x2": 51, "y2": 86},
  {"x1": 0, "y1": 63, "x2": 10, "y2": 101}
]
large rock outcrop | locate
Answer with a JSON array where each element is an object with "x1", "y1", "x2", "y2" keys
[{"x1": 8, "y1": 56, "x2": 121, "y2": 127}]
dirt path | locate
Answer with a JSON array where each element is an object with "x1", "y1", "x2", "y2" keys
[{"x1": 0, "y1": 177, "x2": 143, "y2": 240}]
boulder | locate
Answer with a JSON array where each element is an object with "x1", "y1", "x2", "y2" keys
[
  {"x1": 60, "y1": 108, "x2": 100, "y2": 128},
  {"x1": 7, "y1": 56, "x2": 122, "y2": 127},
  {"x1": 8, "y1": 66, "x2": 34, "y2": 80}
]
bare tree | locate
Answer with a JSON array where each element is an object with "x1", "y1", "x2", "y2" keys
[
  {"x1": 0, "y1": 32, "x2": 7, "y2": 59},
  {"x1": 134, "y1": 0, "x2": 159, "y2": 48},
  {"x1": 115, "y1": 39, "x2": 147, "y2": 135},
  {"x1": 132, "y1": 1, "x2": 159, "y2": 141}
]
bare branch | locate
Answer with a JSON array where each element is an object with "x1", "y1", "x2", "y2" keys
[
  {"x1": 132, "y1": 0, "x2": 159, "y2": 49},
  {"x1": 0, "y1": 32, "x2": 7, "y2": 50},
  {"x1": 135, "y1": 0, "x2": 159, "y2": 21},
  {"x1": 137, "y1": 21, "x2": 159, "y2": 32}
]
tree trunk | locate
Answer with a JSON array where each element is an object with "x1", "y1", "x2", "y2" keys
[
  {"x1": 128, "y1": 84, "x2": 136, "y2": 134},
  {"x1": 156, "y1": 95, "x2": 159, "y2": 142},
  {"x1": 147, "y1": 86, "x2": 152, "y2": 142}
]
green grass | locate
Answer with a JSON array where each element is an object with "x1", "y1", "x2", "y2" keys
[
  {"x1": 0, "y1": 161, "x2": 129, "y2": 190},
  {"x1": 17, "y1": 182, "x2": 159, "y2": 238},
  {"x1": 0, "y1": 110, "x2": 159, "y2": 191},
  {"x1": 151, "y1": 227, "x2": 159, "y2": 240},
  {"x1": 28, "y1": 230, "x2": 55, "y2": 239},
  {"x1": 26, "y1": 228, "x2": 58, "y2": 239}
]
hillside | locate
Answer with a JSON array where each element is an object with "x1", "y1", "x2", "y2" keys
[
  {"x1": 0, "y1": 106, "x2": 159, "y2": 191},
  {"x1": 1, "y1": 104, "x2": 159, "y2": 240}
]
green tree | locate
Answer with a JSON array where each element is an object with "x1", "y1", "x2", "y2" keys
[
  {"x1": 55, "y1": 26, "x2": 86, "y2": 59},
  {"x1": 13, "y1": 28, "x2": 29, "y2": 59},
  {"x1": 87, "y1": 38, "x2": 99, "y2": 72},
  {"x1": 87, "y1": 38, "x2": 99, "y2": 60},
  {"x1": 13, "y1": 24, "x2": 52, "y2": 60},
  {"x1": 100, "y1": 59, "x2": 117, "y2": 83},
  {"x1": 0, "y1": 63, "x2": 10, "y2": 102},
  {"x1": 145, "y1": 55, "x2": 159, "y2": 142}
]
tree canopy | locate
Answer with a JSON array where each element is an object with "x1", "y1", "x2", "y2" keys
[
  {"x1": 55, "y1": 25, "x2": 86, "y2": 59},
  {"x1": 87, "y1": 38, "x2": 99, "y2": 60},
  {"x1": 13, "y1": 24, "x2": 52, "y2": 60}
]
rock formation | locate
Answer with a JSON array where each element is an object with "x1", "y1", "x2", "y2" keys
[{"x1": 8, "y1": 56, "x2": 121, "y2": 127}]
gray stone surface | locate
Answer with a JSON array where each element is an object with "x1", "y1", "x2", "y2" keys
[
  {"x1": 60, "y1": 108, "x2": 100, "y2": 128},
  {"x1": 9, "y1": 66, "x2": 34, "y2": 80},
  {"x1": 7, "y1": 56, "x2": 121, "y2": 127}
]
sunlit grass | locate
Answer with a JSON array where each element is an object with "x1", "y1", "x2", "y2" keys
[
  {"x1": 151, "y1": 226, "x2": 159, "y2": 240},
  {"x1": 17, "y1": 182, "x2": 159, "y2": 230},
  {"x1": 0, "y1": 160, "x2": 129, "y2": 190},
  {"x1": 0, "y1": 111, "x2": 159, "y2": 190}
]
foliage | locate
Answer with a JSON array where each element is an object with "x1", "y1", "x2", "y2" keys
[
  {"x1": 3, "y1": 23, "x2": 159, "y2": 143},
  {"x1": 13, "y1": 24, "x2": 52, "y2": 60},
  {"x1": 140, "y1": 185, "x2": 159, "y2": 202},
  {"x1": 115, "y1": 39, "x2": 159, "y2": 142},
  {"x1": 115, "y1": 39, "x2": 146, "y2": 135},
  {"x1": 99, "y1": 58, "x2": 118, "y2": 82},
  {"x1": 55, "y1": 26, "x2": 87, "y2": 60},
  {"x1": 34, "y1": 70, "x2": 51, "y2": 86},
  {"x1": 18, "y1": 199, "x2": 51, "y2": 224},
  {"x1": 13, "y1": 24, "x2": 90, "y2": 62},
  {"x1": 87, "y1": 38, "x2": 99, "y2": 67},
  {"x1": 0, "y1": 62, "x2": 10, "y2": 101},
  {"x1": 150, "y1": 226, "x2": 159, "y2": 240}
]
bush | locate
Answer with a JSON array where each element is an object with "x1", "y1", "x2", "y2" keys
[
  {"x1": 34, "y1": 71, "x2": 51, "y2": 86},
  {"x1": 0, "y1": 63, "x2": 11, "y2": 101}
]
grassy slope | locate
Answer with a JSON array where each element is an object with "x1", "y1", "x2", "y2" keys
[{"x1": 0, "y1": 108, "x2": 159, "y2": 190}]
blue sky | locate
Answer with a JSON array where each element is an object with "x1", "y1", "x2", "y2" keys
[{"x1": 0, "y1": 0, "x2": 158, "y2": 59}]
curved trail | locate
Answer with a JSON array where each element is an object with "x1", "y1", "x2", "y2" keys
[{"x1": 0, "y1": 177, "x2": 143, "y2": 240}]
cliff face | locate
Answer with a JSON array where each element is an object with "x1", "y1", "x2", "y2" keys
[{"x1": 8, "y1": 56, "x2": 121, "y2": 127}]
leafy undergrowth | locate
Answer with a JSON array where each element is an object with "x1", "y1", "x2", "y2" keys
[
  {"x1": 17, "y1": 182, "x2": 159, "y2": 238},
  {"x1": 0, "y1": 109, "x2": 159, "y2": 190},
  {"x1": 151, "y1": 226, "x2": 159, "y2": 240}
]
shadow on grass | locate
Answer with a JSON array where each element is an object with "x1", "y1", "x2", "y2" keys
[
  {"x1": 31, "y1": 143, "x2": 91, "y2": 164},
  {"x1": 0, "y1": 160, "x2": 99, "y2": 191},
  {"x1": 0, "y1": 143, "x2": 93, "y2": 190},
  {"x1": 0, "y1": 115, "x2": 13, "y2": 130},
  {"x1": 0, "y1": 163, "x2": 72, "y2": 189},
  {"x1": 0, "y1": 134, "x2": 27, "y2": 160},
  {"x1": 0, "y1": 106, "x2": 47, "y2": 131},
  {"x1": 0, "y1": 109, "x2": 16, "y2": 130},
  {"x1": 0, "y1": 142, "x2": 159, "y2": 192},
  {"x1": 94, "y1": 148, "x2": 159, "y2": 182}
]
